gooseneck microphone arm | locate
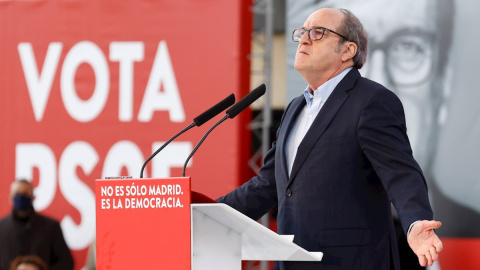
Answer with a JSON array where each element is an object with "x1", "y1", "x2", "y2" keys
[
  {"x1": 139, "y1": 93, "x2": 235, "y2": 178},
  {"x1": 182, "y1": 84, "x2": 266, "y2": 177},
  {"x1": 182, "y1": 114, "x2": 229, "y2": 177},
  {"x1": 140, "y1": 122, "x2": 196, "y2": 178}
]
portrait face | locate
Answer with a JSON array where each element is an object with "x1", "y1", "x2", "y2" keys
[{"x1": 331, "y1": 0, "x2": 445, "y2": 169}]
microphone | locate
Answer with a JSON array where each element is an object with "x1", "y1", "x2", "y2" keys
[
  {"x1": 139, "y1": 93, "x2": 235, "y2": 178},
  {"x1": 182, "y1": 84, "x2": 266, "y2": 177},
  {"x1": 226, "y1": 84, "x2": 266, "y2": 119},
  {"x1": 193, "y1": 93, "x2": 236, "y2": 126}
]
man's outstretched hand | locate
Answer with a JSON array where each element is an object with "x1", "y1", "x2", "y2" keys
[{"x1": 407, "y1": 220, "x2": 443, "y2": 266}]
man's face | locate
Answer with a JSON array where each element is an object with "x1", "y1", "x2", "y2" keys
[
  {"x1": 294, "y1": 9, "x2": 347, "y2": 80},
  {"x1": 10, "y1": 181, "x2": 34, "y2": 201}
]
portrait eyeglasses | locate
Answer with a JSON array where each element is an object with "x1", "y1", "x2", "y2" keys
[
  {"x1": 360, "y1": 29, "x2": 437, "y2": 87},
  {"x1": 292, "y1": 27, "x2": 351, "y2": 42}
]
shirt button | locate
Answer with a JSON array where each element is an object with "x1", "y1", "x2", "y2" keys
[{"x1": 286, "y1": 189, "x2": 292, "y2": 197}]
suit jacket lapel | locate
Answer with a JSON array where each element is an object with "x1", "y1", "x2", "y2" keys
[
  {"x1": 288, "y1": 69, "x2": 360, "y2": 183},
  {"x1": 278, "y1": 96, "x2": 306, "y2": 183}
]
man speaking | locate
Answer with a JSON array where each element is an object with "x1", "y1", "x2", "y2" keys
[{"x1": 218, "y1": 8, "x2": 442, "y2": 270}]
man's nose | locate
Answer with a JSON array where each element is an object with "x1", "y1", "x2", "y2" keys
[{"x1": 299, "y1": 31, "x2": 312, "y2": 45}]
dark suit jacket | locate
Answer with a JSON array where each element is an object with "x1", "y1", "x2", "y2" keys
[
  {"x1": 218, "y1": 68, "x2": 433, "y2": 270},
  {"x1": 0, "y1": 211, "x2": 74, "y2": 270}
]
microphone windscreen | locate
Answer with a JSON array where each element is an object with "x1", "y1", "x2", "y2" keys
[
  {"x1": 193, "y1": 93, "x2": 235, "y2": 126},
  {"x1": 226, "y1": 84, "x2": 266, "y2": 119}
]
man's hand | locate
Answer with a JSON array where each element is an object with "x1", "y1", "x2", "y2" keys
[{"x1": 407, "y1": 220, "x2": 443, "y2": 266}]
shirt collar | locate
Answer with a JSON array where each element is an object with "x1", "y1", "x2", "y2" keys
[{"x1": 303, "y1": 67, "x2": 352, "y2": 106}]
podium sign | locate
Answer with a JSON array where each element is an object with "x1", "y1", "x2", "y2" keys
[{"x1": 95, "y1": 177, "x2": 191, "y2": 269}]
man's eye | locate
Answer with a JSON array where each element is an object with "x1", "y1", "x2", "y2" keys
[
  {"x1": 312, "y1": 29, "x2": 324, "y2": 39},
  {"x1": 387, "y1": 35, "x2": 434, "y2": 84},
  {"x1": 390, "y1": 35, "x2": 433, "y2": 60},
  {"x1": 392, "y1": 40, "x2": 424, "y2": 59}
]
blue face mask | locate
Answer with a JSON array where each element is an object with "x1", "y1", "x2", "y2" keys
[{"x1": 13, "y1": 194, "x2": 33, "y2": 211}]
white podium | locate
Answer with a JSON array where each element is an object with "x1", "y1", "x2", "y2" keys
[
  {"x1": 191, "y1": 203, "x2": 323, "y2": 270},
  {"x1": 96, "y1": 177, "x2": 322, "y2": 269}
]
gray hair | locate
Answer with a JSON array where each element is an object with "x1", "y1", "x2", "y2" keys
[{"x1": 335, "y1": 8, "x2": 368, "y2": 69}]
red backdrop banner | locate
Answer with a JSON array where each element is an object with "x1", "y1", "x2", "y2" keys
[
  {"x1": 439, "y1": 238, "x2": 480, "y2": 270},
  {"x1": 0, "y1": 0, "x2": 252, "y2": 268}
]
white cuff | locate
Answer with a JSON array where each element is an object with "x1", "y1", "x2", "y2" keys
[{"x1": 407, "y1": 220, "x2": 421, "y2": 236}]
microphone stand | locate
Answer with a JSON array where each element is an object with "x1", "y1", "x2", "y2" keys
[
  {"x1": 139, "y1": 122, "x2": 195, "y2": 178},
  {"x1": 182, "y1": 115, "x2": 228, "y2": 177}
]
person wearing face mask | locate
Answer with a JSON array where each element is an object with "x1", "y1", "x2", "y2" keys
[{"x1": 0, "y1": 180, "x2": 73, "y2": 270}]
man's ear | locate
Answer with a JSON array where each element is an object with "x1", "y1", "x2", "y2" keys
[{"x1": 342, "y1": 42, "x2": 357, "y2": 62}]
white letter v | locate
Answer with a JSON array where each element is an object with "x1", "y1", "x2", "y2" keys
[{"x1": 18, "y1": 42, "x2": 63, "y2": 121}]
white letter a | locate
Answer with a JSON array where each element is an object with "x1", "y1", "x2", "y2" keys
[{"x1": 138, "y1": 41, "x2": 185, "y2": 122}]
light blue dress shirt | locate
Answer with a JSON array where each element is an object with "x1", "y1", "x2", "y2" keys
[{"x1": 285, "y1": 67, "x2": 352, "y2": 176}]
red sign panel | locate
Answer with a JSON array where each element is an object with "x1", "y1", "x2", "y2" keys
[
  {"x1": 0, "y1": 0, "x2": 252, "y2": 268},
  {"x1": 96, "y1": 177, "x2": 191, "y2": 269}
]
